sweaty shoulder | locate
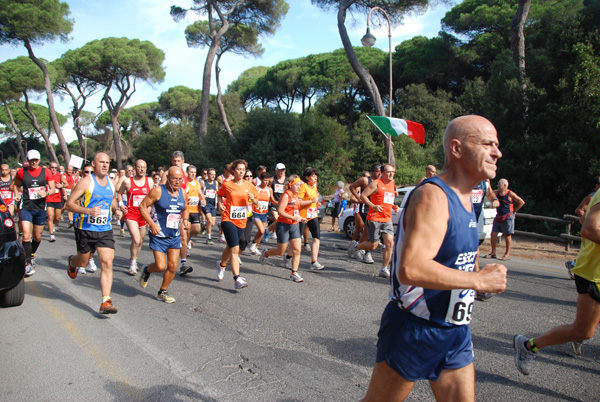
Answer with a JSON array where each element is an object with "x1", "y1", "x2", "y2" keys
[{"x1": 406, "y1": 182, "x2": 449, "y2": 216}]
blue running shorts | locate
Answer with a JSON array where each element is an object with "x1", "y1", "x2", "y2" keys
[
  {"x1": 149, "y1": 235, "x2": 181, "y2": 254},
  {"x1": 375, "y1": 302, "x2": 474, "y2": 381}
]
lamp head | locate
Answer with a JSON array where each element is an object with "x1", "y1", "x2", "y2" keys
[{"x1": 361, "y1": 27, "x2": 377, "y2": 47}]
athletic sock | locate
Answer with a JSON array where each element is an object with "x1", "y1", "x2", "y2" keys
[
  {"x1": 32, "y1": 239, "x2": 41, "y2": 254},
  {"x1": 102, "y1": 296, "x2": 110, "y2": 302},
  {"x1": 233, "y1": 275, "x2": 239, "y2": 281},
  {"x1": 180, "y1": 258, "x2": 187, "y2": 265},
  {"x1": 23, "y1": 241, "x2": 32, "y2": 264},
  {"x1": 285, "y1": 254, "x2": 292, "y2": 260}
]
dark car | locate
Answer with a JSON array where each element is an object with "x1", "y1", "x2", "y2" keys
[{"x1": 0, "y1": 197, "x2": 26, "y2": 307}]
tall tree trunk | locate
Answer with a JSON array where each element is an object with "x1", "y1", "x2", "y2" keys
[
  {"x1": 23, "y1": 39, "x2": 71, "y2": 164},
  {"x1": 198, "y1": 21, "x2": 229, "y2": 139},
  {"x1": 215, "y1": 53, "x2": 235, "y2": 139},
  {"x1": 511, "y1": 0, "x2": 531, "y2": 94},
  {"x1": 4, "y1": 103, "x2": 27, "y2": 162},
  {"x1": 20, "y1": 93, "x2": 59, "y2": 163},
  {"x1": 337, "y1": 1, "x2": 395, "y2": 166},
  {"x1": 109, "y1": 113, "x2": 123, "y2": 170}
]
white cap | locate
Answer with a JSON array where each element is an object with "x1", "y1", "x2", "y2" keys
[
  {"x1": 109, "y1": 173, "x2": 115, "y2": 178},
  {"x1": 27, "y1": 150, "x2": 41, "y2": 160},
  {"x1": 275, "y1": 163, "x2": 286, "y2": 170}
]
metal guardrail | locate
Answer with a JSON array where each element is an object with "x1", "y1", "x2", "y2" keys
[{"x1": 513, "y1": 213, "x2": 580, "y2": 251}]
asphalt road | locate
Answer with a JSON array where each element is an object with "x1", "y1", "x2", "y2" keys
[{"x1": 1, "y1": 223, "x2": 598, "y2": 401}]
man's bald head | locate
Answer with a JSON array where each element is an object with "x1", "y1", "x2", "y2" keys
[
  {"x1": 167, "y1": 166, "x2": 183, "y2": 178},
  {"x1": 443, "y1": 116, "x2": 496, "y2": 164}
]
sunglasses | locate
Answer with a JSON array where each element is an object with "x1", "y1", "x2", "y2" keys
[
  {"x1": 83, "y1": 170, "x2": 93, "y2": 174},
  {"x1": 245, "y1": 175, "x2": 253, "y2": 178}
]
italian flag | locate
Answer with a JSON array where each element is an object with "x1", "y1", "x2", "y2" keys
[{"x1": 368, "y1": 116, "x2": 426, "y2": 145}]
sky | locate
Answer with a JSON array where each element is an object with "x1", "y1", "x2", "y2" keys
[{"x1": 1, "y1": 0, "x2": 453, "y2": 142}]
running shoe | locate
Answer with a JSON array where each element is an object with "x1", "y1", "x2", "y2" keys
[
  {"x1": 564, "y1": 261, "x2": 575, "y2": 280},
  {"x1": 139, "y1": 264, "x2": 150, "y2": 288},
  {"x1": 188, "y1": 240, "x2": 193, "y2": 250},
  {"x1": 263, "y1": 231, "x2": 271, "y2": 242},
  {"x1": 248, "y1": 242, "x2": 259, "y2": 255},
  {"x1": 49, "y1": 234, "x2": 56, "y2": 242},
  {"x1": 31, "y1": 257, "x2": 36, "y2": 268},
  {"x1": 303, "y1": 243, "x2": 311, "y2": 252},
  {"x1": 99, "y1": 299, "x2": 118, "y2": 314},
  {"x1": 25, "y1": 263, "x2": 35, "y2": 278},
  {"x1": 347, "y1": 241, "x2": 357, "y2": 258},
  {"x1": 572, "y1": 340, "x2": 584, "y2": 356},
  {"x1": 513, "y1": 334, "x2": 537, "y2": 375},
  {"x1": 378, "y1": 267, "x2": 390, "y2": 279},
  {"x1": 363, "y1": 252, "x2": 374, "y2": 264},
  {"x1": 206, "y1": 238, "x2": 214, "y2": 245},
  {"x1": 271, "y1": 232, "x2": 277, "y2": 240},
  {"x1": 284, "y1": 256, "x2": 292, "y2": 269},
  {"x1": 77, "y1": 266, "x2": 86, "y2": 275},
  {"x1": 353, "y1": 249, "x2": 365, "y2": 261},
  {"x1": 234, "y1": 276, "x2": 248, "y2": 289},
  {"x1": 310, "y1": 261, "x2": 325, "y2": 270},
  {"x1": 216, "y1": 260, "x2": 226, "y2": 281},
  {"x1": 259, "y1": 249, "x2": 269, "y2": 263},
  {"x1": 219, "y1": 234, "x2": 226, "y2": 243},
  {"x1": 67, "y1": 255, "x2": 77, "y2": 279},
  {"x1": 157, "y1": 291, "x2": 176, "y2": 304},
  {"x1": 87, "y1": 257, "x2": 97, "y2": 273},
  {"x1": 120, "y1": 228, "x2": 125, "y2": 237},
  {"x1": 290, "y1": 272, "x2": 304, "y2": 282},
  {"x1": 180, "y1": 264, "x2": 193, "y2": 275},
  {"x1": 128, "y1": 259, "x2": 138, "y2": 276}
]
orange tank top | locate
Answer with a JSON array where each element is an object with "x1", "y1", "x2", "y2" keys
[
  {"x1": 367, "y1": 178, "x2": 396, "y2": 222},
  {"x1": 277, "y1": 190, "x2": 300, "y2": 225}
]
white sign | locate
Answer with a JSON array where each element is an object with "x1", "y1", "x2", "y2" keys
[{"x1": 68, "y1": 155, "x2": 84, "y2": 169}]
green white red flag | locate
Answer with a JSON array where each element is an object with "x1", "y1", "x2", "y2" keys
[{"x1": 367, "y1": 116, "x2": 426, "y2": 145}]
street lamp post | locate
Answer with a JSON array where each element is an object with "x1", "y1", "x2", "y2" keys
[{"x1": 361, "y1": 6, "x2": 393, "y2": 119}]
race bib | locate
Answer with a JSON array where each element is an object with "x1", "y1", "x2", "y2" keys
[
  {"x1": 230, "y1": 205, "x2": 247, "y2": 220},
  {"x1": 445, "y1": 288, "x2": 475, "y2": 325},
  {"x1": 274, "y1": 184, "x2": 284, "y2": 194},
  {"x1": 166, "y1": 213, "x2": 181, "y2": 229},
  {"x1": 205, "y1": 189, "x2": 216, "y2": 199},
  {"x1": 1, "y1": 190, "x2": 11, "y2": 200},
  {"x1": 471, "y1": 188, "x2": 484, "y2": 204},
  {"x1": 132, "y1": 195, "x2": 145, "y2": 207},
  {"x1": 87, "y1": 209, "x2": 109, "y2": 226},
  {"x1": 293, "y1": 209, "x2": 299, "y2": 217},
  {"x1": 258, "y1": 201, "x2": 269, "y2": 213},
  {"x1": 383, "y1": 191, "x2": 395, "y2": 205},
  {"x1": 188, "y1": 196, "x2": 199, "y2": 207},
  {"x1": 28, "y1": 187, "x2": 43, "y2": 200},
  {"x1": 307, "y1": 207, "x2": 317, "y2": 219}
]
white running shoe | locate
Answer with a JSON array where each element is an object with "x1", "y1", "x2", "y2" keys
[
  {"x1": 290, "y1": 271, "x2": 304, "y2": 282},
  {"x1": 248, "y1": 242, "x2": 259, "y2": 255},
  {"x1": 187, "y1": 240, "x2": 193, "y2": 250},
  {"x1": 347, "y1": 241, "x2": 357, "y2": 258},
  {"x1": 216, "y1": 260, "x2": 226, "y2": 281},
  {"x1": 303, "y1": 243, "x2": 311, "y2": 252},
  {"x1": 513, "y1": 334, "x2": 537, "y2": 375},
  {"x1": 378, "y1": 267, "x2": 390, "y2": 279},
  {"x1": 353, "y1": 249, "x2": 365, "y2": 261},
  {"x1": 259, "y1": 249, "x2": 269, "y2": 263},
  {"x1": 310, "y1": 261, "x2": 324, "y2": 270},
  {"x1": 77, "y1": 266, "x2": 86, "y2": 275},
  {"x1": 87, "y1": 257, "x2": 97, "y2": 273},
  {"x1": 271, "y1": 232, "x2": 277, "y2": 240},
  {"x1": 128, "y1": 259, "x2": 138, "y2": 276},
  {"x1": 284, "y1": 256, "x2": 292, "y2": 269},
  {"x1": 49, "y1": 234, "x2": 56, "y2": 242},
  {"x1": 219, "y1": 234, "x2": 226, "y2": 243},
  {"x1": 363, "y1": 252, "x2": 374, "y2": 264},
  {"x1": 572, "y1": 340, "x2": 584, "y2": 356},
  {"x1": 234, "y1": 277, "x2": 248, "y2": 289}
]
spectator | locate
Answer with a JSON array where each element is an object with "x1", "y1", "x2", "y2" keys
[
  {"x1": 485, "y1": 178, "x2": 525, "y2": 260},
  {"x1": 329, "y1": 181, "x2": 345, "y2": 231}
]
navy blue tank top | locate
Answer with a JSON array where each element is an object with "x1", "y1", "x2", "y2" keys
[
  {"x1": 152, "y1": 184, "x2": 185, "y2": 238},
  {"x1": 389, "y1": 176, "x2": 479, "y2": 327}
]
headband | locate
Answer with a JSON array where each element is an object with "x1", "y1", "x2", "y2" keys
[{"x1": 290, "y1": 177, "x2": 302, "y2": 186}]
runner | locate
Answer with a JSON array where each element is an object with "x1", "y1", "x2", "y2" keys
[
  {"x1": 215, "y1": 160, "x2": 258, "y2": 289},
  {"x1": 138, "y1": 166, "x2": 189, "y2": 303},
  {"x1": 351, "y1": 164, "x2": 399, "y2": 278},
  {"x1": 238, "y1": 169, "x2": 256, "y2": 260},
  {"x1": 282, "y1": 167, "x2": 324, "y2": 270},
  {"x1": 348, "y1": 164, "x2": 382, "y2": 262},
  {"x1": 259, "y1": 175, "x2": 308, "y2": 283},
  {"x1": 201, "y1": 168, "x2": 218, "y2": 245},
  {"x1": 46, "y1": 161, "x2": 68, "y2": 242},
  {"x1": 1, "y1": 163, "x2": 15, "y2": 216},
  {"x1": 248, "y1": 171, "x2": 272, "y2": 254},
  {"x1": 62, "y1": 165, "x2": 79, "y2": 228},
  {"x1": 181, "y1": 164, "x2": 205, "y2": 274},
  {"x1": 216, "y1": 163, "x2": 233, "y2": 244},
  {"x1": 360, "y1": 115, "x2": 507, "y2": 401},
  {"x1": 264, "y1": 163, "x2": 287, "y2": 241},
  {"x1": 11, "y1": 150, "x2": 56, "y2": 276},
  {"x1": 65, "y1": 152, "x2": 122, "y2": 314},
  {"x1": 117, "y1": 159, "x2": 151, "y2": 276},
  {"x1": 198, "y1": 167, "x2": 209, "y2": 235},
  {"x1": 73, "y1": 164, "x2": 98, "y2": 275}
]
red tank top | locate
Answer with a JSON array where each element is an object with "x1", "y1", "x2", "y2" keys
[
  {"x1": 277, "y1": 190, "x2": 300, "y2": 225},
  {"x1": 367, "y1": 178, "x2": 396, "y2": 222},
  {"x1": 127, "y1": 177, "x2": 151, "y2": 210}
]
